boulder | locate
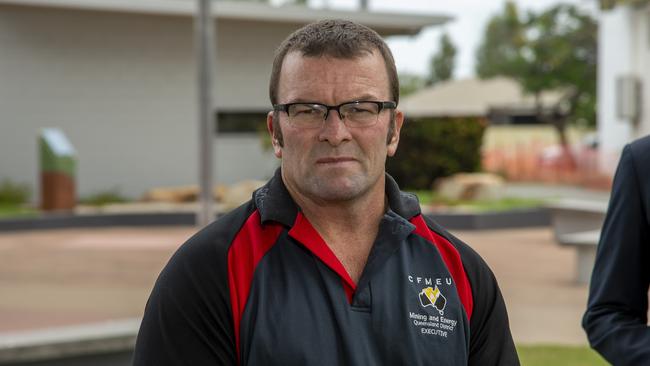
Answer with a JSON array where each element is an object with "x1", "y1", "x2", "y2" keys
[
  {"x1": 435, "y1": 173, "x2": 505, "y2": 201},
  {"x1": 141, "y1": 185, "x2": 199, "y2": 203},
  {"x1": 222, "y1": 180, "x2": 266, "y2": 210},
  {"x1": 213, "y1": 184, "x2": 229, "y2": 202},
  {"x1": 141, "y1": 180, "x2": 266, "y2": 206}
]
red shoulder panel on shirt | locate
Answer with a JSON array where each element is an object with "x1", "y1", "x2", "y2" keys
[
  {"x1": 409, "y1": 215, "x2": 474, "y2": 320},
  {"x1": 227, "y1": 210, "x2": 283, "y2": 365}
]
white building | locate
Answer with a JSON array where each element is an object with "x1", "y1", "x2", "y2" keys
[
  {"x1": 598, "y1": 0, "x2": 650, "y2": 173},
  {"x1": 0, "y1": 0, "x2": 449, "y2": 200}
]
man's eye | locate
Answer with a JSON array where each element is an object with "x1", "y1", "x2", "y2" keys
[
  {"x1": 348, "y1": 107, "x2": 375, "y2": 115},
  {"x1": 292, "y1": 108, "x2": 315, "y2": 115},
  {"x1": 292, "y1": 105, "x2": 321, "y2": 115}
]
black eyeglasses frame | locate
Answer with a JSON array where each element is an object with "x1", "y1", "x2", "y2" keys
[{"x1": 272, "y1": 100, "x2": 397, "y2": 122}]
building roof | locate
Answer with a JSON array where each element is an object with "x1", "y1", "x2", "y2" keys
[
  {"x1": 400, "y1": 77, "x2": 565, "y2": 118},
  {"x1": 0, "y1": 0, "x2": 451, "y2": 35}
]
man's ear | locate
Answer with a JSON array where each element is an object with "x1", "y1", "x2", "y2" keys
[
  {"x1": 387, "y1": 109, "x2": 404, "y2": 157},
  {"x1": 267, "y1": 111, "x2": 282, "y2": 158}
]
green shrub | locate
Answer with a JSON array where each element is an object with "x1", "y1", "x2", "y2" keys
[
  {"x1": 387, "y1": 117, "x2": 486, "y2": 190},
  {"x1": 79, "y1": 188, "x2": 129, "y2": 206},
  {"x1": 0, "y1": 179, "x2": 31, "y2": 205},
  {"x1": 0, "y1": 205, "x2": 38, "y2": 218}
]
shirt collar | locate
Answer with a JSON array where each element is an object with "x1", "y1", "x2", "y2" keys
[
  {"x1": 253, "y1": 168, "x2": 422, "y2": 227},
  {"x1": 384, "y1": 173, "x2": 421, "y2": 220}
]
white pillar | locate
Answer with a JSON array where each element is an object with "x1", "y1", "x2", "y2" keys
[{"x1": 598, "y1": 6, "x2": 635, "y2": 174}]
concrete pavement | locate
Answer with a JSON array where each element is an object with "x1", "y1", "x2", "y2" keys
[
  {"x1": 0, "y1": 225, "x2": 590, "y2": 345},
  {"x1": 455, "y1": 228, "x2": 590, "y2": 345}
]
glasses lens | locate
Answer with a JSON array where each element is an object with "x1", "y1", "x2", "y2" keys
[
  {"x1": 340, "y1": 102, "x2": 380, "y2": 126},
  {"x1": 287, "y1": 103, "x2": 326, "y2": 128}
]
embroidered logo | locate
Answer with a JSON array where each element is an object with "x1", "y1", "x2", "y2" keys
[
  {"x1": 419, "y1": 285, "x2": 446, "y2": 315},
  {"x1": 407, "y1": 274, "x2": 458, "y2": 338}
]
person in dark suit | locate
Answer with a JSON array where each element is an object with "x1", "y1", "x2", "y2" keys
[{"x1": 583, "y1": 134, "x2": 650, "y2": 365}]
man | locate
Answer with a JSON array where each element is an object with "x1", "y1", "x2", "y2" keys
[
  {"x1": 583, "y1": 135, "x2": 650, "y2": 365},
  {"x1": 134, "y1": 19, "x2": 519, "y2": 365}
]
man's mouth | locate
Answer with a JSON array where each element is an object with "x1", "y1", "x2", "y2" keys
[{"x1": 316, "y1": 157, "x2": 357, "y2": 164}]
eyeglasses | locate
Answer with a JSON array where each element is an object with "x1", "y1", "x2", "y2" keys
[{"x1": 273, "y1": 100, "x2": 397, "y2": 129}]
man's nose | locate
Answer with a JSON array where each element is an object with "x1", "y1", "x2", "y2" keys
[{"x1": 318, "y1": 109, "x2": 351, "y2": 145}]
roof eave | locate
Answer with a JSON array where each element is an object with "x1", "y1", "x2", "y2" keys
[{"x1": 0, "y1": 0, "x2": 451, "y2": 35}]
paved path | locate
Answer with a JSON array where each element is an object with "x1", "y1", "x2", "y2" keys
[
  {"x1": 0, "y1": 226, "x2": 589, "y2": 345},
  {"x1": 0, "y1": 227, "x2": 195, "y2": 332},
  {"x1": 455, "y1": 228, "x2": 589, "y2": 345}
]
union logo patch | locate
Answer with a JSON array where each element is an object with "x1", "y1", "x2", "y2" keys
[{"x1": 419, "y1": 285, "x2": 446, "y2": 315}]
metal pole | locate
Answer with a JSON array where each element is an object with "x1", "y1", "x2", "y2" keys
[
  {"x1": 360, "y1": 0, "x2": 368, "y2": 10},
  {"x1": 195, "y1": 0, "x2": 216, "y2": 227}
]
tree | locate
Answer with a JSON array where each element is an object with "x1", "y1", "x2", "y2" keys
[
  {"x1": 521, "y1": 5, "x2": 597, "y2": 149},
  {"x1": 399, "y1": 73, "x2": 426, "y2": 97},
  {"x1": 475, "y1": 1, "x2": 526, "y2": 79},
  {"x1": 427, "y1": 33, "x2": 457, "y2": 86},
  {"x1": 475, "y1": 3, "x2": 597, "y2": 166}
]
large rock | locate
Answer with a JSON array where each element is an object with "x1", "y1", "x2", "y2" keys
[
  {"x1": 141, "y1": 185, "x2": 199, "y2": 203},
  {"x1": 435, "y1": 173, "x2": 505, "y2": 201},
  {"x1": 222, "y1": 180, "x2": 266, "y2": 210},
  {"x1": 213, "y1": 184, "x2": 229, "y2": 202},
  {"x1": 141, "y1": 180, "x2": 266, "y2": 206}
]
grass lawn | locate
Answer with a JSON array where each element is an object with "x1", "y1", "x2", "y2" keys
[
  {"x1": 517, "y1": 345, "x2": 608, "y2": 366},
  {"x1": 0, "y1": 204, "x2": 39, "y2": 219},
  {"x1": 410, "y1": 190, "x2": 545, "y2": 212}
]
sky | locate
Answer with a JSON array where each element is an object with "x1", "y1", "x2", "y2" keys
[{"x1": 308, "y1": 0, "x2": 599, "y2": 79}]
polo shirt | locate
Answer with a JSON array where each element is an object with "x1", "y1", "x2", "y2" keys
[{"x1": 133, "y1": 169, "x2": 519, "y2": 365}]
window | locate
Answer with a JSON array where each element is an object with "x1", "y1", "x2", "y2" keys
[{"x1": 216, "y1": 112, "x2": 268, "y2": 134}]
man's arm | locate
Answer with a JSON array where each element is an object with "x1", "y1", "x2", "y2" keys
[
  {"x1": 133, "y1": 205, "x2": 253, "y2": 365},
  {"x1": 582, "y1": 143, "x2": 650, "y2": 365},
  {"x1": 424, "y1": 217, "x2": 520, "y2": 365}
]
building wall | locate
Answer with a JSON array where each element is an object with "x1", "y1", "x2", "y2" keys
[
  {"x1": 634, "y1": 7, "x2": 650, "y2": 139},
  {"x1": 598, "y1": 6, "x2": 634, "y2": 174},
  {"x1": 0, "y1": 5, "x2": 284, "y2": 201},
  {"x1": 598, "y1": 4, "x2": 650, "y2": 174}
]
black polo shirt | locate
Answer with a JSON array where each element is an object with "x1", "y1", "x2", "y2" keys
[{"x1": 134, "y1": 169, "x2": 519, "y2": 365}]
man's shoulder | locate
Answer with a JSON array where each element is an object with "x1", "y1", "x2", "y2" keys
[
  {"x1": 419, "y1": 214, "x2": 505, "y2": 314},
  {"x1": 623, "y1": 135, "x2": 650, "y2": 186},
  {"x1": 629, "y1": 135, "x2": 650, "y2": 167},
  {"x1": 420, "y1": 215, "x2": 489, "y2": 273},
  {"x1": 630, "y1": 134, "x2": 650, "y2": 150},
  {"x1": 170, "y1": 200, "x2": 257, "y2": 266}
]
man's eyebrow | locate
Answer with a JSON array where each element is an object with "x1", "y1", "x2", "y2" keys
[
  {"x1": 350, "y1": 94, "x2": 381, "y2": 101},
  {"x1": 280, "y1": 95, "x2": 384, "y2": 105},
  {"x1": 280, "y1": 98, "x2": 322, "y2": 104}
]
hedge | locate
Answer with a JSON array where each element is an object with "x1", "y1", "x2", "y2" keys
[{"x1": 387, "y1": 116, "x2": 486, "y2": 190}]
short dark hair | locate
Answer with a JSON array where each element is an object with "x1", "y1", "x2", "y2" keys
[
  {"x1": 269, "y1": 20, "x2": 399, "y2": 146},
  {"x1": 269, "y1": 19, "x2": 399, "y2": 106}
]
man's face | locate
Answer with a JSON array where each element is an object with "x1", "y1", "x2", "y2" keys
[{"x1": 267, "y1": 51, "x2": 404, "y2": 203}]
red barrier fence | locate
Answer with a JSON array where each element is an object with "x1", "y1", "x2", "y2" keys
[{"x1": 482, "y1": 142, "x2": 612, "y2": 190}]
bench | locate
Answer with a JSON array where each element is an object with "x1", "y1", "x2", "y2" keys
[
  {"x1": 556, "y1": 229, "x2": 600, "y2": 284},
  {"x1": 545, "y1": 199, "x2": 608, "y2": 284}
]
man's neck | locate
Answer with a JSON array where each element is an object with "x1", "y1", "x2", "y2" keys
[
  {"x1": 283, "y1": 175, "x2": 387, "y2": 243},
  {"x1": 283, "y1": 174, "x2": 387, "y2": 283}
]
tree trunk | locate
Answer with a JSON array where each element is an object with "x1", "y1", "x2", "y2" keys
[
  {"x1": 534, "y1": 92, "x2": 577, "y2": 170},
  {"x1": 550, "y1": 117, "x2": 577, "y2": 170}
]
